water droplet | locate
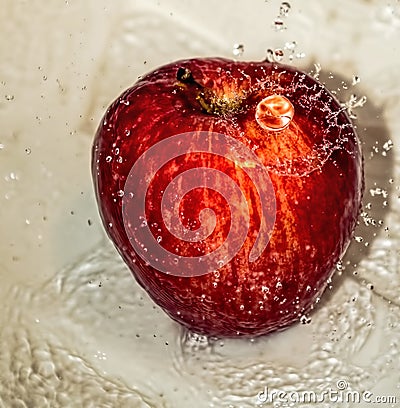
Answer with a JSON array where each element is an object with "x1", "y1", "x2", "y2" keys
[
  {"x1": 280, "y1": 2, "x2": 291, "y2": 17},
  {"x1": 312, "y1": 63, "x2": 322, "y2": 80},
  {"x1": 105, "y1": 156, "x2": 112, "y2": 162},
  {"x1": 284, "y1": 40, "x2": 297, "y2": 50},
  {"x1": 341, "y1": 94, "x2": 367, "y2": 119},
  {"x1": 5, "y1": 171, "x2": 18, "y2": 181},
  {"x1": 300, "y1": 315, "x2": 311, "y2": 324},
  {"x1": 265, "y1": 48, "x2": 274, "y2": 62},
  {"x1": 354, "y1": 236, "x2": 364, "y2": 243},
  {"x1": 382, "y1": 140, "x2": 393, "y2": 153},
  {"x1": 156, "y1": 236, "x2": 162, "y2": 243},
  {"x1": 274, "y1": 17, "x2": 286, "y2": 31},
  {"x1": 274, "y1": 48, "x2": 284, "y2": 61},
  {"x1": 232, "y1": 43, "x2": 244, "y2": 57},
  {"x1": 369, "y1": 187, "x2": 388, "y2": 198},
  {"x1": 352, "y1": 75, "x2": 360, "y2": 86},
  {"x1": 255, "y1": 94, "x2": 294, "y2": 131},
  {"x1": 25, "y1": 147, "x2": 31, "y2": 155},
  {"x1": 117, "y1": 190, "x2": 124, "y2": 197},
  {"x1": 182, "y1": 331, "x2": 211, "y2": 352},
  {"x1": 5, "y1": 94, "x2": 14, "y2": 101},
  {"x1": 140, "y1": 220, "x2": 148, "y2": 227}
]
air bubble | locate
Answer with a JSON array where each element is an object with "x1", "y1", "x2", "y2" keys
[
  {"x1": 352, "y1": 75, "x2": 360, "y2": 86},
  {"x1": 117, "y1": 190, "x2": 124, "y2": 197},
  {"x1": 106, "y1": 156, "x2": 112, "y2": 162}
]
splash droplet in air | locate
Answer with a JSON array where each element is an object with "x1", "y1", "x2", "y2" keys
[
  {"x1": 255, "y1": 94, "x2": 294, "y2": 131},
  {"x1": 232, "y1": 43, "x2": 244, "y2": 57},
  {"x1": 280, "y1": 2, "x2": 291, "y2": 17},
  {"x1": 352, "y1": 75, "x2": 360, "y2": 86},
  {"x1": 274, "y1": 17, "x2": 286, "y2": 31},
  {"x1": 274, "y1": 48, "x2": 284, "y2": 61}
]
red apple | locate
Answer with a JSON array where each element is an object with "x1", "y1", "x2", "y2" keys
[{"x1": 92, "y1": 57, "x2": 363, "y2": 337}]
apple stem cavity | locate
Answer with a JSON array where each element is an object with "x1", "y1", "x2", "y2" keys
[
  {"x1": 176, "y1": 66, "x2": 243, "y2": 116},
  {"x1": 255, "y1": 94, "x2": 294, "y2": 131}
]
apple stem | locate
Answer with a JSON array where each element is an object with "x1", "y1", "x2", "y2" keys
[
  {"x1": 176, "y1": 67, "x2": 215, "y2": 114},
  {"x1": 176, "y1": 67, "x2": 196, "y2": 84}
]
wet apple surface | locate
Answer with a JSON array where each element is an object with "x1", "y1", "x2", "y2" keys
[{"x1": 92, "y1": 58, "x2": 363, "y2": 337}]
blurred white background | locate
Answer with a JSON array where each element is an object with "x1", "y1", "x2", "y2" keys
[{"x1": 1, "y1": 1, "x2": 399, "y2": 406}]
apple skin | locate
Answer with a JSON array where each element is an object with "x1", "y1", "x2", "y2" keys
[{"x1": 92, "y1": 57, "x2": 363, "y2": 337}]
